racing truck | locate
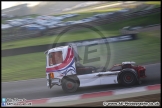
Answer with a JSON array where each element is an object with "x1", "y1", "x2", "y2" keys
[{"x1": 44, "y1": 45, "x2": 146, "y2": 93}]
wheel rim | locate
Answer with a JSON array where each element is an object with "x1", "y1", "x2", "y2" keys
[
  {"x1": 126, "y1": 76, "x2": 131, "y2": 80},
  {"x1": 123, "y1": 74, "x2": 134, "y2": 83},
  {"x1": 66, "y1": 81, "x2": 74, "y2": 89}
]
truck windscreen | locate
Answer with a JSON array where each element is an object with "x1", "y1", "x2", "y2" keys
[{"x1": 49, "y1": 51, "x2": 63, "y2": 66}]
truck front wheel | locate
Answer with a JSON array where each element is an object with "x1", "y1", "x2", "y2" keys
[{"x1": 62, "y1": 78, "x2": 79, "y2": 93}]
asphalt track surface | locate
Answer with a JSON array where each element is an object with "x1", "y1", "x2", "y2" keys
[{"x1": 2, "y1": 63, "x2": 161, "y2": 100}]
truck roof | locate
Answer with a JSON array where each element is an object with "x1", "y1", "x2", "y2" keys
[
  {"x1": 44, "y1": 45, "x2": 69, "y2": 54},
  {"x1": 122, "y1": 61, "x2": 135, "y2": 65}
]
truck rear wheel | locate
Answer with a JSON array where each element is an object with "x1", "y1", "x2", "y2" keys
[
  {"x1": 120, "y1": 72, "x2": 137, "y2": 86},
  {"x1": 62, "y1": 78, "x2": 79, "y2": 93}
]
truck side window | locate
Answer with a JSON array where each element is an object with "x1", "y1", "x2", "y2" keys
[{"x1": 49, "y1": 51, "x2": 63, "y2": 66}]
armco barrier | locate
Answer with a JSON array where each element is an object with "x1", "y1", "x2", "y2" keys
[
  {"x1": 2, "y1": 7, "x2": 160, "y2": 42},
  {"x1": 2, "y1": 34, "x2": 137, "y2": 57},
  {"x1": 9, "y1": 84, "x2": 160, "y2": 106},
  {"x1": 67, "y1": 34, "x2": 137, "y2": 47}
]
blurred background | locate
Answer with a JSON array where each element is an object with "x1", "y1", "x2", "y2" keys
[{"x1": 1, "y1": 1, "x2": 161, "y2": 104}]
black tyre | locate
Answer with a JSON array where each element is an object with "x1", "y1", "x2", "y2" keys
[
  {"x1": 120, "y1": 72, "x2": 137, "y2": 86},
  {"x1": 62, "y1": 78, "x2": 79, "y2": 93}
]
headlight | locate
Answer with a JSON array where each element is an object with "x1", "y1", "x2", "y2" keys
[{"x1": 49, "y1": 73, "x2": 54, "y2": 78}]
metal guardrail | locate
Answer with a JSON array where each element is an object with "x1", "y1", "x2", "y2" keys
[{"x1": 2, "y1": 7, "x2": 161, "y2": 42}]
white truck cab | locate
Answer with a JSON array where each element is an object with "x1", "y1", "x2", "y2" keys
[{"x1": 44, "y1": 45, "x2": 146, "y2": 93}]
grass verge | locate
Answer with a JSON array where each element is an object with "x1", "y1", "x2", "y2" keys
[
  {"x1": 145, "y1": 1, "x2": 161, "y2": 5},
  {"x1": 62, "y1": 8, "x2": 122, "y2": 22}
]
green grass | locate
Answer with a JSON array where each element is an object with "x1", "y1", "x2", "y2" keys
[
  {"x1": 61, "y1": 2, "x2": 119, "y2": 15},
  {"x1": 154, "y1": 5, "x2": 161, "y2": 8},
  {"x1": 2, "y1": 30, "x2": 160, "y2": 82},
  {"x1": 145, "y1": 1, "x2": 161, "y2": 5},
  {"x1": 63, "y1": 12, "x2": 99, "y2": 22},
  {"x1": 62, "y1": 1, "x2": 161, "y2": 21},
  {"x1": 63, "y1": 8, "x2": 123, "y2": 22},
  {"x1": 144, "y1": 1, "x2": 161, "y2": 8},
  {"x1": 62, "y1": 4, "x2": 127, "y2": 22},
  {"x1": 2, "y1": 20, "x2": 6, "y2": 24},
  {"x1": 2, "y1": 12, "x2": 160, "y2": 50},
  {"x1": 2, "y1": 52, "x2": 45, "y2": 81},
  {"x1": 63, "y1": 5, "x2": 123, "y2": 14}
]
